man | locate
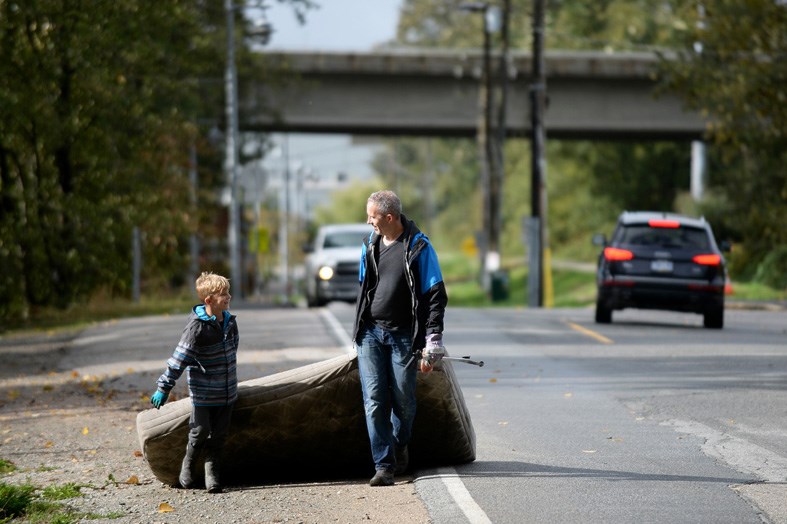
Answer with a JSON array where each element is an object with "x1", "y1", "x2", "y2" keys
[{"x1": 352, "y1": 190, "x2": 448, "y2": 487}]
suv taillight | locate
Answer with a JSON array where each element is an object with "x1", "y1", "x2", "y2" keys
[
  {"x1": 648, "y1": 219, "x2": 680, "y2": 228},
  {"x1": 692, "y1": 254, "x2": 721, "y2": 266},
  {"x1": 604, "y1": 247, "x2": 634, "y2": 261}
]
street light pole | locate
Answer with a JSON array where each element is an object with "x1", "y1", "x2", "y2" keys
[
  {"x1": 459, "y1": 2, "x2": 501, "y2": 289},
  {"x1": 492, "y1": 0, "x2": 510, "y2": 269},
  {"x1": 225, "y1": 0, "x2": 243, "y2": 297},
  {"x1": 528, "y1": 0, "x2": 546, "y2": 307},
  {"x1": 481, "y1": 7, "x2": 493, "y2": 281}
]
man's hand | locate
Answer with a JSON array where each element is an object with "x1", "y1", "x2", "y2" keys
[
  {"x1": 420, "y1": 334, "x2": 446, "y2": 373},
  {"x1": 423, "y1": 333, "x2": 445, "y2": 359},
  {"x1": 150, "y1": 390, "x2": 169, "y2": 409}
]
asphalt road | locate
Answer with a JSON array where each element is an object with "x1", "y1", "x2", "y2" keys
[
  {"x1": 3, "y1": 302, "x2": 785, "y2": 523},
  {"x1": 326, "y1": 302, "x2": 787, "y2": 523}
]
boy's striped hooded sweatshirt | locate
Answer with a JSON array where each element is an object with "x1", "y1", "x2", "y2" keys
[{"x1": 156, "y1": 305, "x2": 239, "y2": 407}]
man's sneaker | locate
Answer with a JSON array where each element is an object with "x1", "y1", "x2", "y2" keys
[
  {"x1": 369, "y1": 469, "x2": 394, "y2": 487},
  {"x1": 394, "y1": 445, "x2": 409, "y2": 475}
]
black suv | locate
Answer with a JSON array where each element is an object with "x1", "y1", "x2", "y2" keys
[{"x1": 593, "y1": 211, "x2": 729, "y2": 328}]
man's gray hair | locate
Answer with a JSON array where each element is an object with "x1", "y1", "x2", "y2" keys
[{"x1": 368, "y1": 190, "x2": 402, "y2": 217}]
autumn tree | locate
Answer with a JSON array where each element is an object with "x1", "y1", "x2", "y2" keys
[
  {"x1": 380, "y1": 0, "x2": 702, "y2": 261},
  {"x1": 659, "y1": 0, "x2": 787, "y2": 287},
  {"x1": 0, "y1": 1, "x2": 229, "y2": 321}
]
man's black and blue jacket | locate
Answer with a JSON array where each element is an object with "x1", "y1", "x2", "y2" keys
[{"x1": 352, "y1": 214, "x2": 448, "y2": 353}]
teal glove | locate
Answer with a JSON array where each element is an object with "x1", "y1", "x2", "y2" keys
[{"x1": 150, "y1": 390, "x2": 169, "y2": 409}]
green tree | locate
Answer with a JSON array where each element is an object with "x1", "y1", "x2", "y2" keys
[
  {"x1": 659, "y1": 0, "x2": 787, "y2": 285},
  {"x1": 385, "y1": 0, "x2": 699, "y2": 264},
  {"x1": 0, "y1": 1, "x2": 224, "y2": 320}
]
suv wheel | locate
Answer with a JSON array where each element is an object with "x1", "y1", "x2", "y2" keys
[
  {"x1": 307, "y1": 294, "x2": 327, "y2": 308},
  {"x1": 703, "y1": 306, "x2": 724, "y2": 329},
  {"x1": 595, "y1": 301, "x2": 612, "y2": 323},
  {"x1": 306, "y1": 281, "x2": 327, "y2": 308}
]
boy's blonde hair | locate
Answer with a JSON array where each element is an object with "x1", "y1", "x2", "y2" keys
[{"x1": 195, "y1": 271, "x2": 230, "y2": 301}]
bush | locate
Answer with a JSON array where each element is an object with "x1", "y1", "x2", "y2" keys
[
  {"x1": 40, "y1": 483, "x2": 83, "y2": 501},
  {"x1": 753, "y1": 246, "x2": 787, "y2": 290},
  {"x1": 0, "y1": 482, "x2": 35, "y2": 520},
  {"x1": 0, "y1": 460, "x2": 15, "y2": 475}
]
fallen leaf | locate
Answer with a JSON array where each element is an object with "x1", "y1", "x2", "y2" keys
[
  {"x1": 82, "y1": 427, "x2": 89, "y2": 436},
  {"x1": 125, "y1": 475, "x2": 140, "y2": 485},
  {"x1": 158, "y1": 502, "x2": 175, "y2": 513},
  {"x1": 133, "y1": 450, "x2": 143, "y2": 458},
  {"x1": 44, "y1": 441, "x2": 54, "y2": 448},
  {"x1": 489, "y1": 378, "x2": 497, "y2": 383},
  {"x1": 71, "y1": 371, "x2": 79, "y2": 378}
]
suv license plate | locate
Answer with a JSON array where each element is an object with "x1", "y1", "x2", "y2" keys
[{"x1": 651, "y1": 260, "x2": 674, "y2": 273}]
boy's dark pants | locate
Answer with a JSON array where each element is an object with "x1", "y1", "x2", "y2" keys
[{"x1": 180, "y1": 404, "x2": 233, "y2": 490}]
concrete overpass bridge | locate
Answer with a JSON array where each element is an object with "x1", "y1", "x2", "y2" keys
[{"x1": 240, "y1": 49, "x2": 706, "y2": 140}]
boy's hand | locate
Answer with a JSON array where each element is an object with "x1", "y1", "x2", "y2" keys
[{"x1": 150, "y1": 390, "x2": 169, "y2": 409}]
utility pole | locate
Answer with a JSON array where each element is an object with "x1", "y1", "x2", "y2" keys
[
  {"x1": 460, "y1": 2, "x2": 502, "y2": 289},
  {"x1": 225, "y1": 0, "x2": 243, "y2": 298},
  {"x1": 528, "y1": 0, "x2": 546, "y2": 307},
  {"x1": 491, "y1": 0, "x2": 511, "y2": 270},
  {"x1": 189, "y1": 141, "x2": 199, "y2": 297},
  {"x1": 481, "y1": 8, "x2": 493, "y2": 282},
  {"x1": 279, "y1": 135, "x2": 291, "y2": 304}
]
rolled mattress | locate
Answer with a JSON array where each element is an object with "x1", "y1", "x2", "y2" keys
[{"x1": 137, "y1": 352, "x2": 476, "y2": 485}]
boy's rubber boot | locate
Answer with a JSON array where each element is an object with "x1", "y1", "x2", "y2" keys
[
  {"x1": 178, "y1": 443, "x2": 198, "y2": 489},
  {"x1": 204, "y1": 451, "x2": 222, "y2": 493}
]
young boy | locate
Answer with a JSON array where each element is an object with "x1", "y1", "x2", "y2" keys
[{"x1": 150, "y1": 271, "x2": 239, "y2": 493}]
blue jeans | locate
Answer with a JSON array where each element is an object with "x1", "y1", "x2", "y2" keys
[{"x1": 356, "y1": 322, "x2": 417, "y2": 472}]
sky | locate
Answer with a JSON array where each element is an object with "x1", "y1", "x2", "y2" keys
[
  {"x1": 265, "y1": 0, "x2": 403, "y2": 52},
  {"x1": 248, "y1": 0, "x2": 405, "y2": 210}
]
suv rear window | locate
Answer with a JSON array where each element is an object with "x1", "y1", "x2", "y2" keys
[{"x1": 615, "y1": 225, "x2": 710, "y2": 250}]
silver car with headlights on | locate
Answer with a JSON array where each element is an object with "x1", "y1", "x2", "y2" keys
[{"x1": 303, "y1": 223, "x2": 372, "y2": 307}]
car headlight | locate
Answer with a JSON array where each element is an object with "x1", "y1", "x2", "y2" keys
[{"x1": 318, "y1": 266, "x2": 335, "y2": 280}]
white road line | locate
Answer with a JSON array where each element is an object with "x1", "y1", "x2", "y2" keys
[
  {"x1": 435, "y1": 467, "x2": 492, "y2": 524},
  {"x1": 320, "y1": 308, "x2": 353, "y2": 354}
]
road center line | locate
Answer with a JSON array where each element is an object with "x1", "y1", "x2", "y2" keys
[{"x1": 565, "y1": 321, "x2": 614, "y2": 344}]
